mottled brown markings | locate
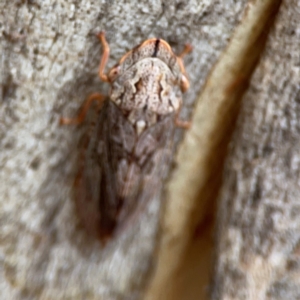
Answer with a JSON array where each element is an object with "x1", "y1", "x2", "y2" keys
[
  {"x1": 168, "y1": 99, "x2": 174, "y2": 109},
  {"x1": 61, "y1": 32, "x2": 191, "y2": 242}
]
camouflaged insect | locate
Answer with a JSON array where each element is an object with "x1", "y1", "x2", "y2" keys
[{"x1": 61, "y1": 32, "x2": 191, "y2": 242}]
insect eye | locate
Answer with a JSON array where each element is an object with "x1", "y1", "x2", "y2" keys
[
  {"x1": 180, "y1": 75, "x2": 190, "y2": 92},
  {"x1": 108, "y1": 66, "x2": 120, "y2": 81}
]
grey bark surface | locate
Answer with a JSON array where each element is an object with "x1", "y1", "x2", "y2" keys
[
  {"x1": 146, "y1": 1, "x2": 284, "y2": 299},
  {"x1": 0, "y1": 1, "x2": 247, "y2": 299},
  {"x1": 212, "y1": 1, "x2": 300, "y2": 299}
]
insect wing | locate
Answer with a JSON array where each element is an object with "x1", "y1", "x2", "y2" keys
[
  {"x1": 115, "y1": 109, "x2": 176, "y2": 234},
  {"x1": 75, "y1": 100, "x2": 176, "y2": 240},
  {"x1": 74, "y1": 100, "x2": 118, "y2": 239}
]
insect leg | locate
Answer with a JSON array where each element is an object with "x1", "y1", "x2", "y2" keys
[
  {"x1": 175, "y1": 117, "x2": 191, "y2": 129},
  {"x1": 174, "y1": 104, "x2": 191, "y2": 129},
  {"x1": 176, "y1": 44, "x2": 192, "y2": 92},
  {"x1": 60, "y1": 93, "x2": 105, "y2": 125},
  {"x1": 96, "y1": 31, "x2": 110, "y2": 82},
  {"x1": 178, "y1": 43, "x2": 193, "y2": 59}
]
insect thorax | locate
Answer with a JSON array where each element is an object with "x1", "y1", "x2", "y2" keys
[{"x1": 109, "y1": 58, "x2": 183, "y2": 133}]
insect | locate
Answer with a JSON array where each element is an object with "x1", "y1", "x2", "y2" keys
[{"x1": 60, "y1": 32, "x2": 192, "y2": 243}]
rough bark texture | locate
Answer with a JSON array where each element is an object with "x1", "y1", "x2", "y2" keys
[
  {"x1": 212, "y1": 1, "x2": 300, "y2": 299},
  {"x1": 146, "y1": 1, "x2": 283, "y2": 299},
  {"x1": 0, "y1": 0, "x2": 297, "y2": 299},
  {"x1": 0, "y1": 1, "x2": 246, "y2": 299}
]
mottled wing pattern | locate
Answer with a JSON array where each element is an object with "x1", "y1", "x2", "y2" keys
[{"x1": 75, "y1": 100, "x2": 176, "y2": 241}]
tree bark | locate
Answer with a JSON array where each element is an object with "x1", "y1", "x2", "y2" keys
[
  {"x1": 1, "y1": 0, "x2": 297, "y2": 299},
  {"x1": 146, "y1": 0, "x2": 283, "y2": 299},
  {"x1": 211, "y1": 1, "x2": 300, "y2": 299}
]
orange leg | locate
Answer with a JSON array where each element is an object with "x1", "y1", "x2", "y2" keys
[
  {"x1": 175, "y1": 117, "x2": 191, "y2": 129},
  {"x1": 178, "y1": 43, "x2": 193, "y2": 59},
  {"x1": 175, "y1": 106, "x2": 191, "y2": 129},
  {"x1": 60, "y1": 93, "x2": 106, "y2": 125},
  {"x1": 96, "y1": 32, "x2": 110, "y2": 82},
  {"x1": 177, "y1": 44, "x2": 192, "y2": 92}
]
